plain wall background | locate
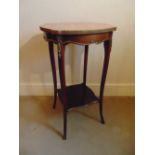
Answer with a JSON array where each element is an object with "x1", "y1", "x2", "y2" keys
[{"x1": 19, "y1": 0, "x2": 135, "y2": 96}]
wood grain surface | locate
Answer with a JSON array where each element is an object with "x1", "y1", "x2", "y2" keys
[{"x1": 40, "y1": 22, "x2": 116, "y2": 35}]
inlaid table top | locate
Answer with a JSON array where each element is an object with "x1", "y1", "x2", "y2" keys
[{"x1": 40, "y1": 22, "x2": 116, "y2": 35}]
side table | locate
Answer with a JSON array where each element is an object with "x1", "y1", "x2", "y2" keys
[{"x1": 40, "y1": 23, "x2": 116, "y2": 139}]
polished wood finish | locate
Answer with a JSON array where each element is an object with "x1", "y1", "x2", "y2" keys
[
  {"x1": 83, "y1": 45, "x2": 89, "y2": 85},
  {"x1": 45, "y1": 32, "x2": 112, "y2": 45},
  {"x1": 40, "y1": 23, "x2": 116, "y2": 139},
  {"x1": 48, "y1": 42, "x2": 57, "y2": 109},
  {"x1": 40, "y1": 23, "x2": 116, "y2": 35},
  {"x1": 99, "y1": 40, "x2": 112, "y2": 124},
  {"x1": 57, "y1": 44, "x2": 67, "y2": 139}
]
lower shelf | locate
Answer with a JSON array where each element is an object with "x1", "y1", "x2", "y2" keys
[{"x1": 58, "y1": 83, "x2": 98, "y2": 109}]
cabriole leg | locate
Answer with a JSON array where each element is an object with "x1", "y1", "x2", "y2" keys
[
  {"x1": 57, "y1": 43, "x2": 67, "y2": 140},
  {"x1": 99, "y1": 39, "x2": 112, "y2": 124},
  {"x1": 48, "y1": 42, "x2": 57, "y2": 109}
]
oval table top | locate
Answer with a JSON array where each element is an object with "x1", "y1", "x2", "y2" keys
[{"x1": 40, "y1": 22, "x2": 116, "y2": 35}]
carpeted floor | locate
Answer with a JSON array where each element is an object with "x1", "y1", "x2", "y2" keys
[{"x1": 19, "y1": 96, "x2": 135, "y2": 155}]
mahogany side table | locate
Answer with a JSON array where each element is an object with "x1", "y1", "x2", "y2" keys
[{"x1": 40, "y1": 23, "x2": 116, "y2": 139}]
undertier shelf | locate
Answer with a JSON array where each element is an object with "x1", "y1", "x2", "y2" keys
[{"x1": 58, "y1": 83, "x2": 99, "y2": 109}]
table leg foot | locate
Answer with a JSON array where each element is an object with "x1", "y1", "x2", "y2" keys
[
  {"x1": 100, "y1": 117, "x2": 105, "y2": 124},
  {"x1": 63, "y1": 135, "x2": 67, "y2": 140},
  {"x1": 99, "y1": 101, "x2": 105, "y2": 124}
]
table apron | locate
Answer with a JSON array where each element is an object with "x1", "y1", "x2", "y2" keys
[{"x1": 44, "y1": 32, "x2": 113, "y2": 45}]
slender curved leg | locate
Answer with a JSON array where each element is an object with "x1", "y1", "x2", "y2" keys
[
  {"x1": 83, "y1": 45, "x2": 89, "y2": 85},
  {"x1": 82, "y1": 45, "x2": 89, "y2": 104},
  {"x1": 99, "y1": 39, "x2": 112, "y2": 124},
  {"x1": 48, "y1": 42, "x2": 57, "y2": 109},
  {"x1": 57, "y1": 43, "x2": 67, "y2": 140}
]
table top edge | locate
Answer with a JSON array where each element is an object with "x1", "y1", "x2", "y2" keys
[{"x1": 40, "y1": 23, "x2": 117, "y2": 35}]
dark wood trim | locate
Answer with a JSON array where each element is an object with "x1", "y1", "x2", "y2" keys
[
  {"x1": 48, "y1": 42, "x2": 57, "y2": 109},
  {"x1": 99, "y1": 38, "x2": 112, "y2": 124},
  {"x1": 44, "y1": 32, "x2": 112, "y2": 45},
  {"x1": 83, "y1": 45, "x2": 89, "y2": 85},
  {"x1": 57, "y1": 43, "x2": 67, "y2": 140}
]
